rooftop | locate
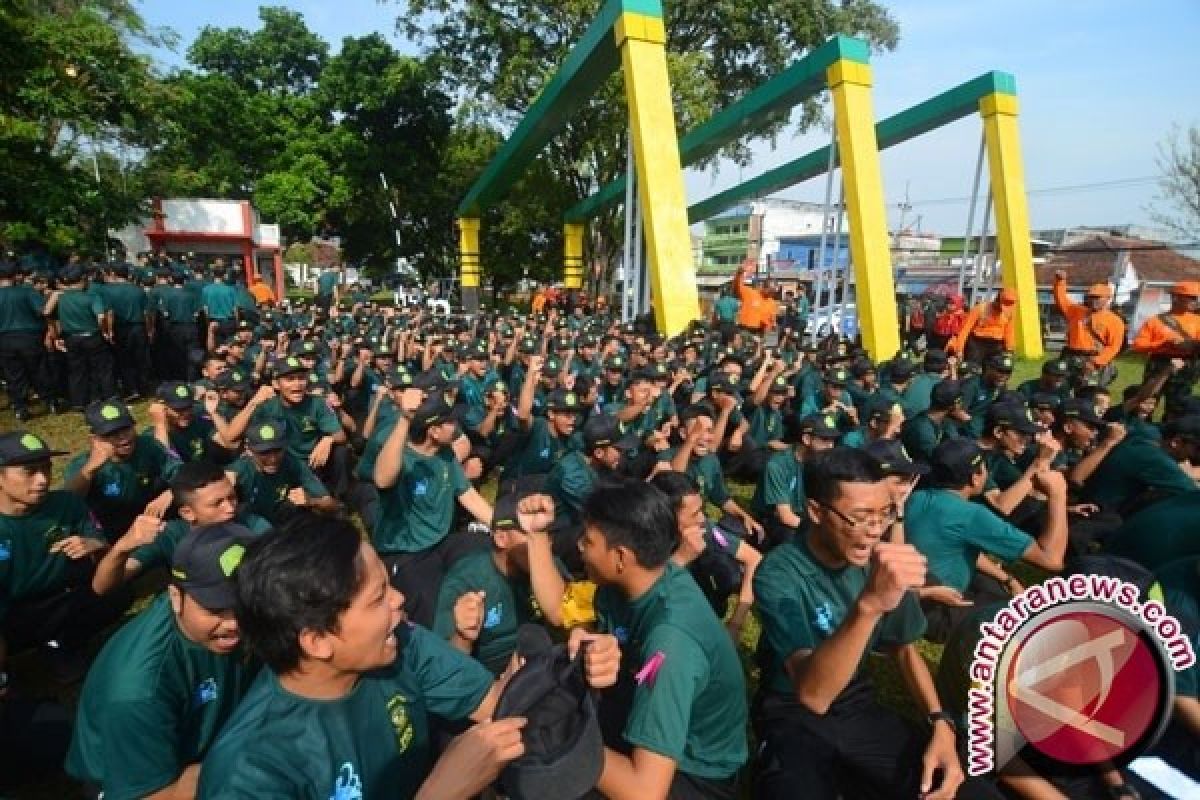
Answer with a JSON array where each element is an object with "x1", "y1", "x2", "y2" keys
[{"x1": 1036, "y1": 235, "x2": 1200, "y2": 285}]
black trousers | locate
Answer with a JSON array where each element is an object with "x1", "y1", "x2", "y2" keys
[
  {"x1": 963, "y1": 334, "x2": 1006, "y2": 366},
  {"x1": 164, "y1": 321, "x2": 201, "y2": 381},
  {"x1": 380, "y1": 533, "x2": 489, "y2": 628},
  {"x1": 113, "y1": 323, "x2": 151, "y2": 396},
  {"x1": 753, "y1": 685, "x2": 1003, "y2": 800},
  {"x1": 63, "y1": 333, "x2": 114, "y2": 409},
  {"x1": 0, "y1": 331, "x2": 49, "y2": 412},
  {"x1": 1, "y1": 583, "x2": 131, "y2": 656},
  {"x1": 0, "y1": 692, "x2": 72, "y2": 792}
]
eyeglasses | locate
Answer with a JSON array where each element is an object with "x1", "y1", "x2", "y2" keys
[{"x1": 817, "y1": 501, "x2": 898, "y2": 531}]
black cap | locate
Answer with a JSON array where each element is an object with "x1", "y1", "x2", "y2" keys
[
  {"x1": 491, "y1": 493, "x2": 520, "y2": 532},
  {"x1": 495, "y1": 626, "x2": 603, "y2": 800},
  {"x1": 582, "y1": 414, "x2": 638, "y2": 451},
  {"x1": 288, "y1": 339, "x2": 320, "y2": 357},
  {"x1": 518, "y1": 338, "x2": 539, "y2": 355},
  {"x1": 1029, "y1": 392, "x2": 1062, "y2": 412},
  {"x1": 170, "y1": 523, "x2": 255, "y2": 611},
  {"x1": 864, "y1": 439, "x2": 929, "y2": 476},
  {"x1": 84, "y1": 399, "x2": 135, "y2": 435},
  {"x1": 271, "y1": 355, "x2": 308, "y2": 378},
  {"x1": 930, "y1": 438, "x2": 986, "y2": 487},
  {"x1": 924, "y1": 349, "x2": 949, "y2": 371},
  {"x1": 1058, "y1": 398, "x2": 1105, "y2": 428},
  {"x1": 386, "y1": 366, "x2": 414, "y2": 388},
  {"x1": 890, "y1": 359, "x2": 916, "y2": 381},
  {"x1": 767, "y1": 375, "x2": 790, "y2": 395},
  {"x1": 156, "y1": 381, "x2": 195, "y2": 410},
  {"x1": 246, "y1": 421, "x2": 287, "y2": 453},
  {"x1": 0, "y1": 432, "x2": 67, "y2": 466},
  {"x1": 985, "y1": 351, "x2": 1016, "y2": 373},
  {"x1": 413, "y1": 396, "x2": 454, "y2": 428},
  {"x1": 60, "y1": 265, "x2": 85, "y2": 284},
  {"x1": 824, "y1": 366, "x2": 850, "y2": 386},
  {"x1": 604, "y1": 356, "x2": 626, "y2": 372},
  {"x1": 546, "y1": 389, "x2": 583, "y2": 413},
  {"x1": 986, "y1": 403, "x2": 1042, "y2": 434},
  {"x1": 707, "y1": 372, "x2": 739, "y2": 393},
  {"x1": 930, "y1": 379, "x2": 963, "y2": 410},
  {"x1": 217, "y1": 369, "x2": 253, "y2": 391},
  {"x1": 1163, "y1": 414, "x2": 1200, "y2": 440},
  {"x1": 1042, "y1": 359, "x2": 1070, "y2": 376},
  {"x1": 799, "y1": 413, "x2": 841, "y2": 440},
  {"x1": 864, "y1": 394, "x2": 903, "y2": 423}
]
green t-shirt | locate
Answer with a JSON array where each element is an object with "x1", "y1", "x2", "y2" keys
[
  {"x1": 252, "y1": 395, "x2": 342, "y2": 461},
  {"x1": 746, "y1": 403, "x2": 784, "y2": 448},
  {"x1": 714, "y1": 296, "x2": 740, "y2": 323},
  {"x1": 594, "y1": 563, "x2": 748, "y2": 780},
  {"x1": 900, "y1": 372, "x2": 941, "y2": 418},
  {"x1": 1107, "y1": 491, "x2": 1200, "y2": 570},
  {"x1": 0, "y1": 490, "x2": 98, "y2": 621},
  {"x1": 752, "y1": 448, "x2": 805, "y2": 521},
  {"x1": 686, "y1": 453, "x2": 730, "y2": 509},
  {"x1": 509, "y1": 416, "x2": 572, "y2": 479},
  {"x1": 158, "y1": 285, "x2": 200, "y2": 323},
  {"x1": 196, "y1": 624, "x2": 492, "y2": 799},
  {"x1": 753, "y1": 530, "x2": 927, "y2": 697},
  {"x1": 104, "y1": 282, "x2": 148, "y2": 325},
  {"x1": 228, "y1": 453, "x2": 329, "y2": 525},
  {"x1": 129, "y1": 514, "x2": 271, "y2": 574},
  {"x1": 1080, "y1": 438, "x2": 1197, "y2": 511},
  {"x1": 981, "y1": 448, "x2": 1023, "y2": 490},
  {"x1": 200, "y1": 282, "x2": 239, "y2": 321},
  {"x1": 57, "y1": 288, "x2": 105, "y2": 335},
  {"x1": 0, "y1": 284, "x2": 45, "y2": 333},
  {"x1": 374, "y1": 446, "x2": 471, "y2": 554},
  {"x1": 150, "y1": 417, "x2": 220, "y2": 464},
  {"x1": 63, "y1": 435, "x2": 178, "y2": 541},
  {"x1": 544, "y1": 450, "x2": 597, "y2": 530},
  {"x1": 65, "y1": 595, "x2": 260, "y2": 799},
  {"x1": 432, "y1": 550, "x2": 554, "y2": 675},
  {"x1": 904, "y1": 489, "x2": 1033, "y2": 592},
  {"x1": 900, "y1": 412, "x2": 959, "y2": 465},
  {"x1": 316, "y1": 271, "x2": 339, "y2": 297},
  {"x1": 958, "y1": 375, "x2": 1005, "y2": 439}
]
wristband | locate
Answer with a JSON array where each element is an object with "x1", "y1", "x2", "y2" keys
[{"x1": 928, "y1": 710, "x2": 957, "y2": 733}]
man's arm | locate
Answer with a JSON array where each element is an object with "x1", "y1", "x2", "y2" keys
[
  {"x1": 64, "y1": 439, "x2": 115, "y2": 496},
  {"x1": 457, "y1": 488, "x2": 493, "y2": 526},
  {"x1": 595, "y1": 748, "x2": 677, "y2": 800},
  {"x1": 374, "y1": 390, "x2": 421, "y2": 489},
  {"x1": 1019, "y1": 471, "x2": 1069, "y2": 572},
  {"x1": 1067, "y1": 423, "x2": 1125, "y2": 487},
  {"x1": 890, "y1": 642, "x2": 964, "y2": 800},
  {"x1": 516, "y1": 356, "x2": 543, "y2": 427},
  {"x1": 91, "y1": 515, "x2": 163, "y2": 595}
]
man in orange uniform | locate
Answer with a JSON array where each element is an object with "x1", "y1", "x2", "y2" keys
[
  {"x1": 247, "y1": 276, "x2": 276, "y2": 307},
  {"x1": 1053, "y1": 270, "x2": 1124, "y2": 386},
  {"x1": 734, "y1": 262, "x2": 778, "y2": 334},
  {"x1": 1131, "y1": 281, "x2": 1200, "y2": 416},
  {"x1": 949, "y1": 288, "x2": 1016, "y2": 365}
]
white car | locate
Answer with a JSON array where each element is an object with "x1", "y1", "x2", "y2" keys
[{"x1": 804, "y1": 303, "x2": 858, "y2": 338}]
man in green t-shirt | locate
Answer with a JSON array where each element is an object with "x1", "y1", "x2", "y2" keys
[
  {"x1": 712, "y1": 287, "x2": 741, "y2": 341},
  {"x1": 67, "y1": 524, "x2": 260, "y2": 799},
  {"x1": 1078, "y1": 413, "x2": 1200, "y2": 516},
  {"x1": 197, "y1": 514, "x2": 619, "y2": 799},
  {"x1": 0, "y1": 431, "x2": 128, "y2": 687},
  {"x1": 315, "y1": 266, "x2": 340, "y2": 311},
  {"x1": 373, "y1": 394, "x2": 494, "y2": 627},
  {"x1": 752, "y1": 413, "x2": 840, "y2": 550},
  {"x1": 55, "y1": 264, "x2": 115, "y2": 409},
  {"x1": 578, "y1": 479, "x2": 749, "y2": 798},
  {"x1": 669, "y1": 403, "x2": 763, "y2": 543},
  {"x1": 751, "y1": 447, "x2": 968, "y2": 800},
  {"x1": 226, "y1": 421, "x2": 337, "y2": 526},
  {"x1": 900, "y1": 378, "x2": 968, "y2": 466}
]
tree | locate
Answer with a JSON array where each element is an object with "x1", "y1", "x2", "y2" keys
[
  {"x1": 1150, "y1": 124, "x2": 1200, "y2": 241},
  {"x1": 399, "y1": 0, "x2": 899, "y2": 283},
  {"x1": 0, "y1": 0, "x2": 171, "y2": 257}
]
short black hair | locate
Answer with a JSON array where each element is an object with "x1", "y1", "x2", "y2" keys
[
  {"x1": 169, "y1": 461, "x2": 228, "y2": 507},
  {"x1": 648, "y1": 470, "x2": 700, "y2": 511},
  {"x1": 234, "y1": 512, "x2": 363, "y2": 673},
  {"x1": 582, "y1": 479, "x2": 678, "y2": 569},
  {"x1": 803, "y1": 447, "x2": 885, "y2": 507}
]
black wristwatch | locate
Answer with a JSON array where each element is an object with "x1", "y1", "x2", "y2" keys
[
  {"x1": 928, "y1": 710, "x2": 957, "y2": 733},
  {"x1": 0, "y1": 670, "x2": 9, "y2": 691}
]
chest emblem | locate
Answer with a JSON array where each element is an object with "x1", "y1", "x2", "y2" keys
[
  {"x1": 386, "y1": 694, "x2": 415, "y2": 754},
  {"x1": 413, "y1": 480, "x2": 428, "y2": 497},
  {"x1": 102, "y1": 479, "x2": 122, "y2": 497},
  {"x1": 192, "y1": 677, "x2": 218, "y2": 708},
  {"x1": 484, "y1": 603, "x2": 503, "y2": 630},
  {"x1": 813, "y1": 603, "x2": 835, "y2": 635},
  {"x1": 330, "y1": 762, "x2": 364, "y2": 800},
  {"x1": 0, "y1": 540, "x2": 10, "y2": 560}
]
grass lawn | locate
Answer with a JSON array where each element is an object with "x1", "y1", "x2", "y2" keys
[{"x1": 0, "y1": 352, "x2": 1151, "y2": 797}]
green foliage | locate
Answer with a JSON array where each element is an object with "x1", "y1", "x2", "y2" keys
[
  {"x1": 0, "y1": 0, "x2": 172, "y2": 256},
  {"x1": 1151, "y1": 123, "x2": 1200, "y2": 240},
  {"x1": 399, "y1": 0, "x2": 900, "y2": 280}
]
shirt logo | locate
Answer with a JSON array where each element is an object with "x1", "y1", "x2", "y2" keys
[
  {"x1": 330, "y1": 762, "x2": 364, "y2": 800},
  {"x1": 192, "y1": 677, "x2": 218, "y2": 708},
  {"x1": 386, "y1": 694, "x2": 414, "y2": 754},
  {"x1": 484, "y1": 603, "x2": 503, "y2": 630},
  {"x1": 0, "y1": 540, "x2": 10, "y2": 561},
  {"x1": 613, "y1": 626, "x2": 629, "y2": 644},
  {"x1": 813, "y1": 603, "x2": 835, "y2": 635},
  {"x1": 102, "y1": 479, "x2": 122, "y2": 497},
  {"x1": 413, "y1": 480, "x2": 428, "y2": 497}
]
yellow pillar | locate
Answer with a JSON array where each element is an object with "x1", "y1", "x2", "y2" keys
[
  {"x1": 615, "y1": 12, "x2": 700, "y2": 336},
  {"x1": 457, "y1": 217, "x2": 481, "y2": 312},
  {"x1": 564, "y1": 222, "x2": 585, "y2": 290},
  {"x1": 826, "y1": 59, "x2": 900, "y2": 361},
  {"x1": 980, "y1": 93, "x2": 1042, "y2": 358}
]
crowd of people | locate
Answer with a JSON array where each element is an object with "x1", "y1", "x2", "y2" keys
[{"x1": 0, "y1": 256, "x2": 1198, "y2": 799}]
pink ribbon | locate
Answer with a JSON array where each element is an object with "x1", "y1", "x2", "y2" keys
[
  {"x1": 711, "y1": 527, "x2": 729, "y2": 549},
  {"x1": 635, "y1": 651, "x2": 665, "y2": 686}
]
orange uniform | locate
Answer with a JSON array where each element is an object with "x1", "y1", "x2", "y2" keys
[
  {"x1": 248, "y1": 281, "x2": 276, "y2": 306},
  {"x1": 1131, "y1": 310, "x2": 1200, "y2": 358},
  {"x1": 734, "y1": 266, "x2": 776, "y2": 330},
  {"x1": 949, "y1": 298, "x2": 1015, "y2": 356},
  {"x1": 1053, "y1": 278, "x2": 1124, "y2": 366}
]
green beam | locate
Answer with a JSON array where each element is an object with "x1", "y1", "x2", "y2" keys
[
  {"x1": 457, "y1": 0, "x2": 664, "y2": 217},
  {"x1": 564, "y1": 34, "x2": 871, "y2": 222},
  {"x1": 687, "y1": 71, "x2": 1017, "y2": 223}
]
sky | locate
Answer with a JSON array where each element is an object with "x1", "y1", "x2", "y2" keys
[{"x1": 135, "y1": 0, "x2": 1200, "y2": 237}]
